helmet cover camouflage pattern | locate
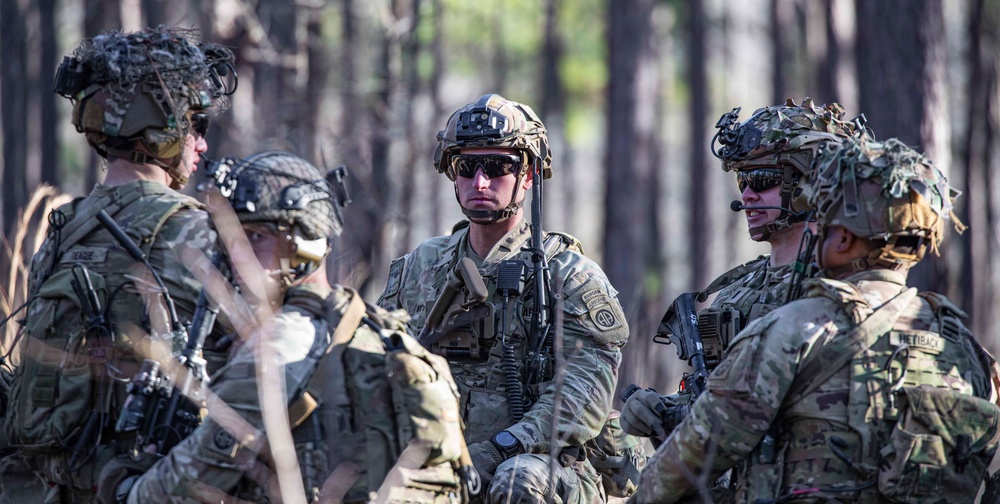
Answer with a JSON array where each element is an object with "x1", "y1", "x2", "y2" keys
[
  {"x1": 711, "y1": 98, "x2": 863, "y2": 239},
  {"x1": 225, "y1": 151, "x2": 344, "y2": 241},
  {"x1": 713, "y1": 97, "x2": 859, "y2": 174},
  {"x1": 807, "y1": 137, "x2": 965, "y2": 267},
  {"x1": 62, "y1": 26, "x2": 235, "y2": 182},
  {"x1": 433, "y1": 94, "x2": 552, "y2": 180}
]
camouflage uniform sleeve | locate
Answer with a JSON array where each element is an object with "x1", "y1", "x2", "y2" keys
[
  {"x1": 635, "y1": 298, "x2": 835, "y2": 504},
  {"x1": 377, "y1": 236, "x2": 453, "y2": 332},
  {"x1": 152, "y1": 207, "x2": 220, "y2": 317},
  {"x1": 129, "y1": 307, "x2": 325, "y2": 502},
  {"x1": 505, "y1": 251, "x2": 629, "y2": 451},
  {"x1": 153, "y1": 207, "x2": 238, "y2": 374}
]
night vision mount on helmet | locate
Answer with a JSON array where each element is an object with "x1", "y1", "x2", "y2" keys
[
  {"x1": 711, "y1": 98, "x2": 866, "y2": 240},
  {"x1": 202, "y1": 150, "x2": 351, "y2": 285},
  {"x1": 55, "y1": 26, "x2": 237, "y2": 187},
  {"x1": 434, "y1": 94, "x2": 551, "y2": 224}
]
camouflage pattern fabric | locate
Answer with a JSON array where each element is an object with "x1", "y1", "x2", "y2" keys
[
  {"x1": 130, "y1": 284, "x2": 463, "y2": 504},
  {"x1": 378, "y1": 220, "x2": 629, "y2": 503},
  {"x1": 489, "y1": 453, "x2": 602, "y2": 504},
  {"x1": 636, "y1": 269, "x2": 998, "y2": 504},
  {"x1": 4, "y1": 180, "x2": 220, "y2": 504},
  {"x1": 621, "y1": 256, "x2": 793, "y2": 439}
]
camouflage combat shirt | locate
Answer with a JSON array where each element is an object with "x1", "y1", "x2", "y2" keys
[
  {"x1": 636, "y1": 269, "x2": 998, "y2": 504},
  {"x1": 378, "y1": 220, "x2": 629, "y2": 453},
  {"x1": 130, "y1": 283, "x2": 463, "y2": 504}
]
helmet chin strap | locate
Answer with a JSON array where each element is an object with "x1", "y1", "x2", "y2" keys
[
  {"x1": 454, "y1": 168, "x2": 528, "y2": 225},
  {"x1": 750, "y1": 172, "x2": 807, "y2": 240}
]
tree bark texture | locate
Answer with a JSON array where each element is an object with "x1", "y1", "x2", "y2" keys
[
  {"x1": 604, "y1": 0, "x2": 659, "y2": 393},
  {"x1": 855, "y1": 0, "x2": 948, "y2": 293}
]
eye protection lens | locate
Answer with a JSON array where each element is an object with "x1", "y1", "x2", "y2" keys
[
  {"x1": 189, "y1": 112, "x2": 210, "y2": 137},
  {"x1": 737, "y1": 168, "x2": 784, "y2": 193},
  {"x1": 450, "y1": 154, "x2": 523, "y2": 179}
]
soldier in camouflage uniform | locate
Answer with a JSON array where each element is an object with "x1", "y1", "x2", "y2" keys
[
  {"x1": 125, "y1": 151, "x2": 467, "y2": 503},
  {"x1": 2, "y1": 27, "x2": 234, "y2": 504},
  {"x1": 621, "y1": 98, "x2": 861, "y2": 443},
  {"x1": 636, "y1": 137, "x2": 1000, "y2": 504},
  {"x1": 378, "y1": 94, "x2": 630, "y2": 503}
]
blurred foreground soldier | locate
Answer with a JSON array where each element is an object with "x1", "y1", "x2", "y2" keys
[
  {"x1": 378, "y1": 94, "x2": 632, "y2": 503},
  {"x1": 123, "y1": 151, "x2": 470, "y2": 503},
  {"x1": 2, "y1": 26, "x2": 234, "y2": 503},
  {"x1": 621, "y1": 98, "x2": 861, "y2": 443},
  {"x1": 636, "y1": 137, "x2": 1000, "y2": 504}
]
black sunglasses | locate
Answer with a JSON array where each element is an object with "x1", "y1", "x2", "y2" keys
[
  {"x1": 450, "y1": 154, "x2": 523, "y2": 179},
  {"x1": 189, "y1": 112, "x2": 210, "y2": 137},
  {"x1": 737, "y1": 168, "x2": 784, "y2": 193}
]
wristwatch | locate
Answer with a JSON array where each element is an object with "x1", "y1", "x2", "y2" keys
[{"x1": 489, "y1": 430, "x2": 521, "y2": 460}]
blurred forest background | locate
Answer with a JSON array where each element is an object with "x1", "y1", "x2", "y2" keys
[{"x1": 2, "y1": 0, "x2": 999, "y2": 398}]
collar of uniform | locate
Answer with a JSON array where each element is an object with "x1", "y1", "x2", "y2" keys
[
  {"x1": 841, "y1": 268, "x2": 908, "y2": 287},
  {"x1": 764, "y1": 261, "x2": 793, "y2": 284},
  {"x1": 459, "y1": 219, "x2": 532, "y2": 266},
  {"x1": 92, "y1": 179, "x2": 181, "y2": 199}
]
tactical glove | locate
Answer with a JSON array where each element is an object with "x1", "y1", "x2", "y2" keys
[
  {"x1": 468, "y1": 440, "x2": 505, "y2": 485},
  {"x1": 620, "y1": 389, "x2": 691, "y2": 439},
  {"x1": 96, "y1": 452, "x2": 159, "y2": 504}
]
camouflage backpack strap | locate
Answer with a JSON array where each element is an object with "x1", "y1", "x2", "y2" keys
[
  {"x1": 29, "y1": 188, "x2": 150, "y2": 289},
  {"x1": 287, "y1": 288, "x2": 366, "y2": 428},
  {"x1": 695, "y1": 256, "x2": 769, "y2": 302},
  {"x1": 544, "y1": 230, "x2": 584, "y2": 257},
  {"x1": 785, "y1": 285, "x2": 918, "y2": 406}
]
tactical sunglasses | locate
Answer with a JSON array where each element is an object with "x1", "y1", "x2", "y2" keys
[
  {"x1": 737, "y1": 168, "x2": 784, "y2": 193},
  {"x1": 189, "y1": 112, "x2": 210, "y2": 137},
  {"x1": 450, "y1": 154, "x2": 523, "y2": 179}
]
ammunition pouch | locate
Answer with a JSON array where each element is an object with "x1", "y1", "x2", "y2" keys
[{"x1": 428, "y1": 303, "x2": 495, "y2": 360}]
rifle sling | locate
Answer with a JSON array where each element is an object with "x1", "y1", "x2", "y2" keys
[
  {"x1": 55, "y1": 189, "x2": 148, "y2": 256},
  {"x1": 784, "y1": 287, "x2": 918, "y2": 406},
  {"x1": 287, "y1": 288, "x2": 366, "y2": 428},
  {"x1": 695, "y1": 256, "x2": 769, "y2": 303}
]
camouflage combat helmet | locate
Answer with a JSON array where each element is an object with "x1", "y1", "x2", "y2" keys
[
  {"x1": 807, "y1": 137, "x2": 965, "y2": 274},
  {"x1": 204, "y1": 150, "x2": 351, "y2": 284},
  {"x1": 711, "y1": 97, "x2": 864, "y2": 240},
  {"x1": 433, "y1": 93, "x2": 551, "y2": 223},
  {"x1": 56, "y1": 26, "x2": 236, "y2": 187}
]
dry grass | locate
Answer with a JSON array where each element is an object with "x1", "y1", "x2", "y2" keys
[{"x1": 0, "y1": 184, "x2": 73, "y2": 369}]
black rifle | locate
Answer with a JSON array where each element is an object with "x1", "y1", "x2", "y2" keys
[
  {"x1": 524, "y1": 157, "x2": 553, "y2": 388},
  {"x1": 654, "y1": 292, "x2": 709, "y2": 398},
  {"x1": 116, "y1": 251, "x2": 223, "y2": 455}
]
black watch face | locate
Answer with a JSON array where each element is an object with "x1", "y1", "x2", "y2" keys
[{"x1": 494, "y1": 431, "x2": 518, "y2": 448}]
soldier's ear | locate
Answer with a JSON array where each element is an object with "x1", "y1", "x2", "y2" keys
[{"x1": 521, "y1": 169, "x2": 534, "y2": 190}]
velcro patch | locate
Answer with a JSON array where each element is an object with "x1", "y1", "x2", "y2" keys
[
  {"x1": 60, "y1": 247, "x2": 108, "y2": 264},
  {"x1": 382, "y1": 257, "x2": 405, "y2": 299},
  {"x1": 209, "y1": 426, "x2": 239, "y2": 458},
  {"x1": 583, "y1": 290, "x2": 621, "y2": 330},
  {"x1": 889, "y1": 330, "x2": 944, "y2": 354}
]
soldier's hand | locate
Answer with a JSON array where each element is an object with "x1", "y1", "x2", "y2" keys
[
  {"x1": 468, "y1": 441, "x2": 504, "y2": 484},
  {"x1": 96, "y1": 452, "x2": 159, "y2": 504},
  {"x1": 621, "y1": 388, "x2": 673, "y2": 438}
]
